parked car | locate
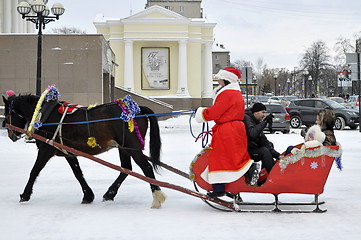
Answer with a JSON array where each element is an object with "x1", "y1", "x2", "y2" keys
[
  {"x1": 256, "y1": 95, "x2": 269, "y2": 103},
  {"x1": 327, "y1": 97, "x2": 345, "y2": 105},
  {"x1": 344, "y1": 95, "x2": 359, "y2": 110},
  {"x1": 264, "y1": 103, "x2": 290, "y2": 134},
  {"x1": 268, "y1": 96, "x2": 282, "y2": 104},
  {"x1": 286, "y1": 98, "x2": 359, "y2": 130}
]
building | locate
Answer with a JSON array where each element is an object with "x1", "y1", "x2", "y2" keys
[
  {"x1": 0, "y1": 34, "x2": 115, "y2": 106},
  {"x1": 0, "y1": 0, "x2": 35, "y2": 33},
  {"x1": 94, "y1": 5, "x2": 216, "y2": 109},
  {"x1": 145, "y1": 0, "x2": 202, "y2": 18},
  {"x1": 212, "y1": 43, "x2": 230, "y2": 74}
]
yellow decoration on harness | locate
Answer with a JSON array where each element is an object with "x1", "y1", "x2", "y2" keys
[
  {"x1": 128, "y1": 119, "x2": 135, "y2": 133},
  {"x1": 87, "y1": 137, "x2": 97, "y2": 148},
  {"x1": 27, "y1": 89, "x2": 50, "y2": 139},
  {"x1": 87, "y1": 104, "x2": 97, "y2": 110}
]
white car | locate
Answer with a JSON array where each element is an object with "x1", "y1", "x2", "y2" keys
[{"x1": 267, "y1": 96, "x2": 283, "y2": 104}]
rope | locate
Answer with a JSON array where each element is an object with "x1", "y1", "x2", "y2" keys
[
  {"x1": 188, "y1": 111, "x2": 211, "y2": 148},
  {"x1": 41, "y1": 110, "x2": 195, "y2": 126}
]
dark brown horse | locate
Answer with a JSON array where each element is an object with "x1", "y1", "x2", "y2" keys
[{"x1": 2, "y1": 94, "x2": 166, "y2": 208}]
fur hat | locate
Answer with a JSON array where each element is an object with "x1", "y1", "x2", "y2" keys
[
  {"x1": 251, "y1": 102, "x2": 266, "y2": 113},
  {"x1": 6, "y1": 90, "x2": 14, "y2": 96},
  {"x1": 305, "y1": 125, "x2": 326, "y2": 143},
  {"x1": 215, "y1": 67, "x2": 241, "y2": 83}
]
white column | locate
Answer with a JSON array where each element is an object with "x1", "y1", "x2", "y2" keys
[
  {"x1": 124, "y1": 40, "x2": 134, "y2": 91},
  {"x1": 202, "y1": 41, "x2": 213, "y2": 98},
  {"x1": 11, "y1": 0, "x2": 19, "y2": 33},
  {"x1": 4, "y1": 0, "x2": 12, "y2": 33},
  {"x1": 177, "y1": 40, "x2": 189, "y2": 96},
  {"x1": 27, "y1": 21, "x2": 35, "y2": 33}
]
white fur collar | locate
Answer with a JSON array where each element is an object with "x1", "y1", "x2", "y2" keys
[{"x1": 212, "y1": 82, "x2": 241, "y2": 103}]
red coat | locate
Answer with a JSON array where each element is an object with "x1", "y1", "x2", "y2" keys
[{"x1": 196, "y1": 83, "x2": 252, "y2": 184}]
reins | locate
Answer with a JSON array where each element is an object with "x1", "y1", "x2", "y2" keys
[{"x1": 40, "y1": 109, "x2": 195, "y2": 126}]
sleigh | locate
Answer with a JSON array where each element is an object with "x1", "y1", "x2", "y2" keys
[{"x1": 190, "y1": 144, "x2": 342, "y2": 212}]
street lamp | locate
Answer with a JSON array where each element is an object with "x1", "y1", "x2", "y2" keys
[
  {"x1": 273, "y1": 74, "x2": 278, "y2": 96},
  {"x1": 308, "y1": 76, "x2": 313, "y2": 97},
  {"x1": 303, "y1": 69, "x2": 309, "y2": 98},
  {"x1": 17, "y1": 0, "x2": 65, "y2": 96},
  {"x1": 253, "y1": 75, "x2": 257, "y2": 95},
  {"x1": 287, "y1": 78, "x2": 290, "y2": 95},
  {"x1": 339, "y1": 73, "x2": 344, "y2": 96}
]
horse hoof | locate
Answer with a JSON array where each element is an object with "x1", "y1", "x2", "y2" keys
[
  {"x1": 103, "y1": 191, "x2": 116, "y2": 201},
  {"x1": 102, "y1": 197, "x2": 114, "y2": 202},
  {"x1": 151, "y1": 190, "x2": 167, "y2": 209},
  {"x1": 81, "y1": 199, "x2": 93, "y2": 204},
  {"x1": 19, "y1": 194, "x2": 30, "y2": 202}
]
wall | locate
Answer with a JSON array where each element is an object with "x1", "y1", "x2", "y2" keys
[{"x1": 0, "y1": 34, "x2": 114, "y2": 106}]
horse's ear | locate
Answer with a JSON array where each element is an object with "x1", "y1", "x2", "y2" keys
[{"x1": 2, "y1": 96, "x2": 8, "y2": 104}]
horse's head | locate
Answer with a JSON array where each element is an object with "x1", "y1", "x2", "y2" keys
[{"x1": 2, "y1": 95, "x2": 29, "y2": 142}]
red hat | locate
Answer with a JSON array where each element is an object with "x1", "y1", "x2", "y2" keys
[{"x1": 215, "y1": 67, "x2": 241, "y2": 82}]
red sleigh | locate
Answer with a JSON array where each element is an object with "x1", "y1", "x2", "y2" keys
[{"x1": 190, "y1": 144, "x2": 342, "y2": 212}]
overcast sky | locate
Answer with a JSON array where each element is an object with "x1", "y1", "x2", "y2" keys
[{"x1": 47, "y1": 0, "x2": 361, "y2": 70}]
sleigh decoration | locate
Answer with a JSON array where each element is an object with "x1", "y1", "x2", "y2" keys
[{"x1": 190, "y1": 143, "x2": 342, "y2": 212}]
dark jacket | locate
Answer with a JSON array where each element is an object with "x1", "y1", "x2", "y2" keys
[{"x1": 243, "y1": 109, "x2": 280, "y2": 159}]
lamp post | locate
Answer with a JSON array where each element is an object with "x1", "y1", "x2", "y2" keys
[
  {"x1": 253, "y1": 75, "x2": 257, "y2": 95},
  {"x1": 308, "y1": 76, "x2": 313, "y2": 97},
  {"x1": 273, "y1": 74, "x2": 278, "y2": 96},
  {"x1": 17, "y1": 0, "x2": 65, "y2": 96},
  {"x1": 287, "y1": 78, "x2": 290, "y2": 95},
  {"x1": 339, "y1": 73, "x2": 344, "y2": 96},
  {"x1": 303, "y1": 69, "x2": 309, "y2": 98}
]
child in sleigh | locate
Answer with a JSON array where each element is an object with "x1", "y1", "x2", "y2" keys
[{"x1": 285, "y1": 109, "x2": 337, "y2": 156}]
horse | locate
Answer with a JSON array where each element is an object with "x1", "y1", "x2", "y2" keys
[{"x1": 2, "y1": 94, "x2": 166, "y2": 208}]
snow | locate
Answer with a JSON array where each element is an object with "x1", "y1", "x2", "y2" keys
[{"x1": 1, "y1": 116, "x2": 361, "y2": 239}]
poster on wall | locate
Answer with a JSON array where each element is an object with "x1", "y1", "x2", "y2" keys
[{"x1": 141, "y1": 47, "x2": 170, "y2": 89}]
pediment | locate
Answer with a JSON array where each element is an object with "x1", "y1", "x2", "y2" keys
[{"x1": 125, "y1": 5, "x2": 188, "y2": 20}]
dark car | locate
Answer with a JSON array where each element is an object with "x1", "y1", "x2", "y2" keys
[
  {"x1": 264, "y1": 103, "x2": 290, "y2": 134},
  {"x1": 286, "y1": 98, "x2": 359, "y2": 130}
]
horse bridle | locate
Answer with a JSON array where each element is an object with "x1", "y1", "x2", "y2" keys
[{"x1": 6, "y1": 100, "x2": 26, "y2": 138}]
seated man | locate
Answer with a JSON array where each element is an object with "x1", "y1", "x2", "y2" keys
[{"x1": 243, "y1": 103, "x2": 280, "y2": 185}]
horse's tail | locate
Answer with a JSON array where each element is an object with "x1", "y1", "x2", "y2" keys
[{"x1": 139, "y1": 106, "x2": 162, "y2": 172}]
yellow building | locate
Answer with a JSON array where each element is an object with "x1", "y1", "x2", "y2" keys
[{"x1": 94, "y1": 5, "x2": 216, "y2": 107}]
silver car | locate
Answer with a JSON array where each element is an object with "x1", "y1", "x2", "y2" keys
[
  {"x1": 264, "y1": 103, "x2": 290, "y2": 134},
  {"x1": 344, "y1": 95, "x2": 359, "y2": 110}
]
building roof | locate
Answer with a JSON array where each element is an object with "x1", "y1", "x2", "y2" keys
[{"x1": 212, "y1": 43, "x2": 230, "y2": 53}]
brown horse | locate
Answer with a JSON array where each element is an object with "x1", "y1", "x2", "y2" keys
[{"x1": 2, "y1": 94, "x2": 166, "y2": 208}]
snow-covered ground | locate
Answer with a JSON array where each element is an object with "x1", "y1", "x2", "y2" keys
[{"x1": 1, "y1": 116, "x2": 361, "y2": 240}]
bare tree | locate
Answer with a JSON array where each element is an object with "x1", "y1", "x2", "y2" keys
[
  {"x1": 300, "y1": 40, "x2": 331, "y2": 96},
  {"x1": 334, "y1": 36, "x2": 353, "y2": 65},
  {"x1": 48, "y1": 26, "x2": 87, "y2": 34}
]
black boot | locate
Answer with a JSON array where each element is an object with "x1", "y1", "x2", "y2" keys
[
  {"x1": 207, "y1": 191, "x2": 226, "y2": 199},
  {"x1": 248, "y1": 163, "x2": 259, "y2": 186},
  {"x1": 207, "y1": 183, "x2": 226, "y2": 199}
]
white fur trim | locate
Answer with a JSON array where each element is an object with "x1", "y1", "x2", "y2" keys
[
  {"x1": 213, "y1": 82, "x2": 241, "y2": 104},
  {"x1": 195, "y1": 107, "x2": 207, "y2": 123},
  {"x1": 215, "y1": 69, "x2": 239, "y2": 82},
  {"x1": 200, "y1": 160, "x2": 254, "y2": 184},
  {"x1": 304, "y1": 140, "x2": 323, "y2": 149}
]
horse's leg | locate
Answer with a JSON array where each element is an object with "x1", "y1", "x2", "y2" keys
[
  {"x1": 20, "y1": 148, "x2": 53, "y2": 202},
  {"x1": 65, "y1": 156, "x2": 94, "y2": 204},
  {"x1": 129, "y1": 150, "x2": 166, "y2": 209},
  {"x1": 103, "y1": 149, "x2": 132, "y2": 201}
]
